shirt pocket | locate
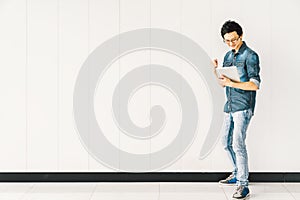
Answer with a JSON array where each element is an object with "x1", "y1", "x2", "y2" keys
[{"x1": 223, "y1": 61, "x2": 232, "y2": 67}]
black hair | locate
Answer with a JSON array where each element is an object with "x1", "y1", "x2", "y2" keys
[{"x1": 221, "y1": 20, "x2": 243, "y2": 38}]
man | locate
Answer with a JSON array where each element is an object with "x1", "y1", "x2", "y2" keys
[{"x1": 212, "y1": 20, "x2": 261, "y2": 199}]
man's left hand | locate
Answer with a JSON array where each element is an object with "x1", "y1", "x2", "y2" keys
[{"x1": 218, "y1": 74, "x2": 232, "y2": 87}]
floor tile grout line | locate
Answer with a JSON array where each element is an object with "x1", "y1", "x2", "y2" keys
[
  {"x1": 87, "y1": 184, "x2": 98, "y2": 200},
  {"x1": 220, "y1": 185, "x2": 230, "y2": 200},
  {"x1": 283, "y1": 183, "x2": 297, "y2": 200},
  {"x1": 157, "y1": 182, "x2": 161, "y2": 200},
  {"x1": 19, "y1": 183, "x2": 35, "y2": 200}
]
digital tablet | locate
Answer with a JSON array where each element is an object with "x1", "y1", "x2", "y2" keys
[{"x1": 216, "y1": 66, "x2": 240, "y2": 82}]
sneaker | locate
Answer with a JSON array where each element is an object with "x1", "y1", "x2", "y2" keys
[
  {"x1": 219, "y1": 174, "x2": 237, "y2": 185},
  {"x1": 232, "y1": 185, "x2": 250, "y2": 199}
]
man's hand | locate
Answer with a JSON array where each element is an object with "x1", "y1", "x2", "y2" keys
[
  {"x1": 212, "y1": 59, "x2": 219, "y2": 81},
  {"x1": 218, "y1": 74, "x2": 259, "y2": 90},
  {"x1": 212, "y1": 59, "x2": 218, "y2": 68},
  {"x1": 218, "y1": 74, "x2": 232, "y2": 87}
]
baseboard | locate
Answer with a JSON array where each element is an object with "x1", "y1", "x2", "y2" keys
[{"x1": 0, "y1": 172, "x2": 299, "y2": 182}]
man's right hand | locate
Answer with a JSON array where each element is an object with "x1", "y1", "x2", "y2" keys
[
  {"x1": 212, "y1": 59, "x2": 218, "y2": 68},
  {"x1": 211, "y1": 59, "x2": 224, "y2": 87}
]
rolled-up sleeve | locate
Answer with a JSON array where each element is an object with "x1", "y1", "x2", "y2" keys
[{"x1": 246, "y1": 52, "x2": 261, "y2": 88}]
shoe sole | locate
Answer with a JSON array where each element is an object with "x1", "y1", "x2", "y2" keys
[
  {"x1": 232, "y1": 193, "x2": 250, "y2": 199},
  {"x1": 219, "y1": 182, "x2": 237, "y2": 186}
]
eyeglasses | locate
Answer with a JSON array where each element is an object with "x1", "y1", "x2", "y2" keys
[{"x1": 223, "y1": 37, "x2": 240, "y2": 44}]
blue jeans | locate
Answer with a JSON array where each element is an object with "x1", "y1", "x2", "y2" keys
[{"x1": 221, "y1": 109, "x2": 253, "y2": 186}]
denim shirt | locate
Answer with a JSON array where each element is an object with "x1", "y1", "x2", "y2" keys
[{"x1": 222, "y1": 42, "x2": 261, "y2": 113}]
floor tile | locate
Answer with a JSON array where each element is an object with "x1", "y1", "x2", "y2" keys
[
  {"x1": 284, "y1": 183, "x2": 300, "y2": 200},
  {"x1": 0, "y1": 183, "x2": 33, "y2": 200},
  {"x1": 90, "y1": 183, "x2": 159, "y2": 200},
  {"x1": 159, "y1": 183, "x2": 227, "y2": 200},
  {"x1": 0, "y1": 182, "x2": 297, "y2": 200},
  {"x1": 21, "y1": 183, "x2": 95, "y2": 200}
]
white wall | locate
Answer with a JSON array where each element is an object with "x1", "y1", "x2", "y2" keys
[{"x1": 0, "y1": 0, "x2": 299, "y2": 172}]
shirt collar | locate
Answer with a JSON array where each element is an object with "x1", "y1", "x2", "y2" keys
[{"x1": 232, "y1": 41, "x2": 247, "y2": 55}]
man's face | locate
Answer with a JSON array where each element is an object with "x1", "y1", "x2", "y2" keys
[{"x1": 223, "y1": 31, "x2": 242, "y2": 50}]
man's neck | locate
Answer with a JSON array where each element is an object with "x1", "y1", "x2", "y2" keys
[{"x1": 234, "y1": 41, "x2": 243, "y2": 53}]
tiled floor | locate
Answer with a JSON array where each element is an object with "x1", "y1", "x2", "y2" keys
[{"x1": 0, "y1": 182, "x2": 299, "y2": 200}]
